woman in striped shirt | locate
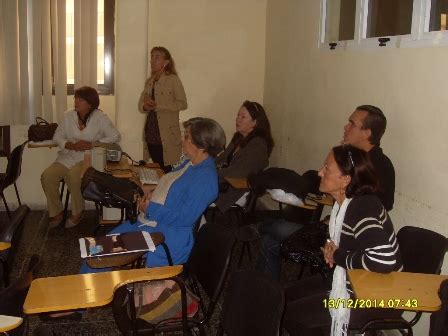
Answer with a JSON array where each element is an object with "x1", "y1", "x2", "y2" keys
[{"x1": 283, "y1": 145, "x2": 402, "y2": 336}]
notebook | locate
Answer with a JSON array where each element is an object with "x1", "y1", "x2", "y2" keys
[{"x1": 79, "y1": 231, "x2": 156, "y2": 258}]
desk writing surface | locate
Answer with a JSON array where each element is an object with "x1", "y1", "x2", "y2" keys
[
  {"x1": 224, "y1": 177, "x2": 248, "y2": 190},
  {"x1": 0, "y1": 315, "x2": 23, "y2": 332},
  {"x1": 348, "y1": 269, "x2": 448, "y2": 312},
  {"x1": 27, "y1": 141, "x2": 57, "y2": 149},
  {"x1": 307, "y1": 194, "x2": 334, "y2": 206},
  {"x1": 0, "y1": 242, "x2": 11, "y2": 251},
  {"x1": 23, "y1": 265, "x2": 183, "y2": 314},
  {"x1": 106, "y1": 157, "x2": 133, "y2": 178}
]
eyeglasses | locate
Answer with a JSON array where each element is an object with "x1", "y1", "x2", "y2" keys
[
  {"x1": 181, "y1": 130, "x2": 191, "y2": 141},
  {"x1": 348, "y1": 150, "x2": 355, "y2": 168}
]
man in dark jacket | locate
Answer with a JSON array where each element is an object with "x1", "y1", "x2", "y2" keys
[
  {"x1": 342, "y1": 105, "x2": 395, "y2": 211},
  {"x1": 256, "y1": 104, "x2": 395, "y2": 279}
]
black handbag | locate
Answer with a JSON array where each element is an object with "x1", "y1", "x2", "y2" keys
[
  {"x1": 28, "y1": 117, "x2": 58, "y2": 142},
  {"x1": 281, "y1": 222, "x2": 333, "y2": 279},
  {"x1": 81, "y1": 167, "x2": 144, "y2": 223}
]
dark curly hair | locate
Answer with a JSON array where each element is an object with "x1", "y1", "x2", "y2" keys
[
  {"x1": 333, "y1": 144, "x2": 379, "y2": 198},
  {"x1": 74, "y1": 86, "x2": 100, "y2": 126}
]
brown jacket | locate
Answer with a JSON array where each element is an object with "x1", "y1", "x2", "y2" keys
[
  {"x1": 138, "y1": 73, "x2": 187, "y2": 165},
  {"x1": 215, "y1": 136, "x2": 269, "y2": 212}
]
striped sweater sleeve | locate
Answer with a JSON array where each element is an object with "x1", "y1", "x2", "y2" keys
[{"x1": 333, "y1": 196, "x2": 401, "y2": 273}]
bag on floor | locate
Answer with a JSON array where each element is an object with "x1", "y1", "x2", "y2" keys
[
  {"x1": 28, "y1": 117, "x2": 58, "y2": 142},
  {"x1": 124, "y1": 280, "x2": 199, "y2": 325}
]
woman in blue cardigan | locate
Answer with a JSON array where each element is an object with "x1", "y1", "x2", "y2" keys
[{"x1": 81, "y1": 117, "x2": 226, "y2": 271}]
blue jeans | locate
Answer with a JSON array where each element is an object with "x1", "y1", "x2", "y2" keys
[{"x1": 256, "y1": 218, "x2": 303, "y2": 280}]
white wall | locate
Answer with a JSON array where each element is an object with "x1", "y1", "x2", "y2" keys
[
  {"x1": 115, "y1": 0, "x2": 267, "y2": 159},
  {"x1": 263, "y1": 0, "x2": 448, "y2": 333},
  {"x1": 145, "y1": 0, "x2": 267, "y2": 141}
]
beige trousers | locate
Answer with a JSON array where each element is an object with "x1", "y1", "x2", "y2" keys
[{"x1": 41, "y1": 162, "x2": 85, "y2": 217}]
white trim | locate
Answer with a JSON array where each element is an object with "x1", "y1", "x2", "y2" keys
[
  {"x1": 318, "y1": 0, "x2": 358, "y2": 51},
  {"x1": 356, "y1": 36, "x2": 400, "y2": 49},
  {"x1": 318, "y1": 0, "x2": 327, "y2": 48},
  {"x1": 319, "y1": 0, "x2": 448, "y2": 51}
]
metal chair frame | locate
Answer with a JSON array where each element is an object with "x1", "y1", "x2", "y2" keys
[{"x1": 0, "y1": 142, "x2": 27, "y2": 218}]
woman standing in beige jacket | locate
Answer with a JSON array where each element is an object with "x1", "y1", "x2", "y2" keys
[{"x1": 138, "y1": 46, "x2": 187, "y2": 171}]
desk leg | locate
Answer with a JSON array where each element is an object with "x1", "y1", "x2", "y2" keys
[
  {"x1": 1, "y1": 257, "x2": 9, "y2": 287},
  {"x1": 127, "y1": 284, "x2": 138, "y2": 336},
  {"x1": 311, "y1": 204, "x2": 324, "y2": 223}
]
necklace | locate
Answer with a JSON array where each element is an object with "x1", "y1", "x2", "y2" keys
[{"x1": 77, "y1": 111, "x2": 91, "y2": 130}]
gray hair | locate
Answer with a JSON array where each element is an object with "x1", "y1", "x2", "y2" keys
[{"x1": 183, "y1": 117, "x2": 226, "y2": 157}]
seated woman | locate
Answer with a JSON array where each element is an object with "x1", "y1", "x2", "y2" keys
[
  {"x1": 214, "y1": 100, "x2": 274, "y2": 212},
  {"x1": 282, "y1": 145, "x2": 402, "y2": 335},
  {"x1": 41, "y1": 86, "x2": 120, "y2": 229},
  {"x1": 81, "y1": 117, "x2": 226, "y2": 272}
]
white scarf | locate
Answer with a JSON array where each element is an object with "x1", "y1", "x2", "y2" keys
[
  {"x1": 328, "y1": 197, "x2": 352, "y2": 336},
  {"x1": 151, "y1": 161, "x2": 192, "y2": 205}
]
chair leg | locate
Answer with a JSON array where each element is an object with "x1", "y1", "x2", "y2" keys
[
  {"x1": 0, "y1": 257, "x2": 9, "y2": 287},
  {"x1": 13, "y1": 183, "x2": 21, "y2": 206},
  {"x1": 62, "y1": 190, "x2": 70, "y2": 224},
  {"x1": 59, "y1": 181, "x2": 65, "y2": 200},
  {"x1": 237, "y1": 243, "x2": 246, "y2": 268},
  {"x1": 297, "y1": 263, "x2": 305, "y2": 280},
  {"x1": 126, "y1": 284, "x2": 139, "y2": 336},
  {"x1": 237, "y1": 241, "x2": 253, "y2": 268},
  {"x1": 1, "y1": 192, "x2": 11, "y2": 218},
  {"x1": 161, "y1": 242, "x2": 173, "y2": 266}
]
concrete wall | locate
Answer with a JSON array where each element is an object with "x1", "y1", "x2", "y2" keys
[{"x1": 263, "y1": 0, "x2": 448, "y2": 333}]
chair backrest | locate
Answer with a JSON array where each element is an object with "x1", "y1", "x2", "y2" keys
[
  {"x1": 0, "y1": 255, "x2": 39, "y2": 317},
  {"x1": 302, "y1": 170, "x2": 321, "y2": 196},
  {"x1": 2, "y1": 142, "x2": 26, "y2": 188},
  {"x1": 0, "y1": 205, "x2": 30, "y2": 285},
  {"x1": 186, "y1": 222, "x2": 235, "y2": 320},
  {"x1": 429, "y1": 279, "x2": 448, "y2": 336},
  {"x1": 397, "y1": 226, "x2": 447, "y2": 274},
  {"x1": 219, "y1": 270, "x2": 285, "y2": 336}
]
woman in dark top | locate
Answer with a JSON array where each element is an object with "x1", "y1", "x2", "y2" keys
[
  {"x1": 214, "y1": 100, "x2": 274, "y2": 212},
  {"x1": 283, "y1": 145, "x2": 402, "y2": 335}
]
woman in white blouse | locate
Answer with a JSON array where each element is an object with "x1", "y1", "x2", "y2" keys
[{"x1": 41, "y1": 86, "x2": 120, "y2": 229}]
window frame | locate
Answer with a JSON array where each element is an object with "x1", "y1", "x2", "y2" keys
[
  {"x1": 319, "y1": 0, "x2": 448, "y2": 51},
  {"x1": 318, "y1": 0, "x2": 358, "y2": 50},
  {"x1": 67, "y1": 0, "x2": 115, "y2": 95}
]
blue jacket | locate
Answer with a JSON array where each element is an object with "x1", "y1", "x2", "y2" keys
[{"x1": 110, "y1": 156, "x2": 218, "y2": 267}]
